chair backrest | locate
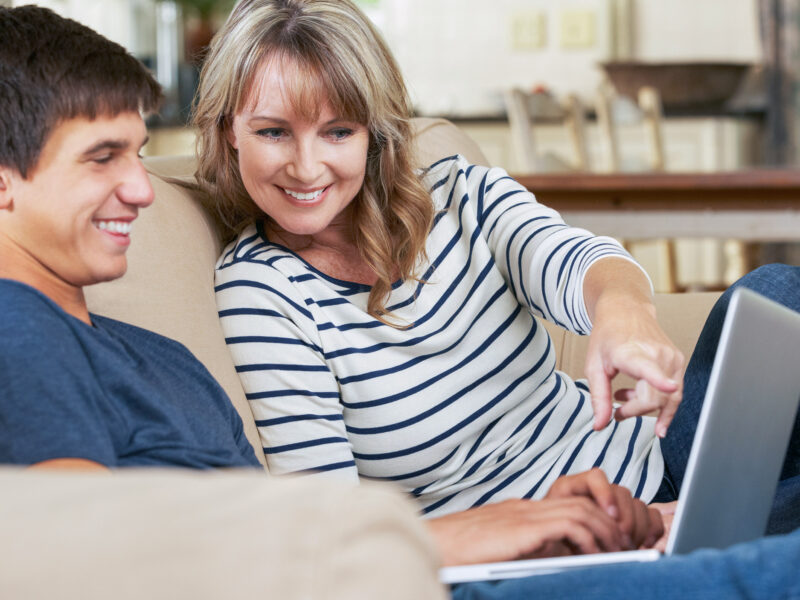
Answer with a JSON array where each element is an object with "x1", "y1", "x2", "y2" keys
[
  {"x1": 595, "y1": 83, "x2": 666, "y2": 172},
  {"x1": 504, "y1": 87, "x2": 591, "y2": 173},
  {"x1": 506, "y1": 84, "x2": 667, "y2": 174}
]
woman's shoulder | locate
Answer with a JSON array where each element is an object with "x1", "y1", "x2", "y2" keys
[
  {"x1": 216, "y1": 222, "x2": 268, "y2": 268},
  {"x1": 420, "y1": 153, "x2": 477, "y2": 181},
  {"x1": 420, "y1": 154, "x2": 517, "y2": 189},
  {"x1": 216, "y1": 222, "x2": 306, "y2": 279},
  {"x1": 419, "y1": 155, "x2": 523, "y2": 209},
  {"x1": 213, "y1": 222, "x2": 320, "y2": 318}
]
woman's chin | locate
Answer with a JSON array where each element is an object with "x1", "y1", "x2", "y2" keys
[{"x1": 269, "y1": 219, "x2": 332, "y2": 240}]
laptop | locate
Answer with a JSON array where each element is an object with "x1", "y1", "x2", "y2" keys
[{"x1": 440, "y1": 287, "x2": 800, "y2": 584}]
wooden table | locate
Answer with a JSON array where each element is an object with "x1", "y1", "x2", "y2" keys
[{"x1": 512, "y1": 170, "x2": 800, "y2": 241}]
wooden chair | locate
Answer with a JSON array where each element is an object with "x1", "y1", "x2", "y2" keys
[
  {"x1": 594, "y1": 82, "x2": 666, "y2": 173},
  {"x1": 593, "y1": 83, "x2": 682, "y2": 291},
  {"x1": 504, "y1": 87, "x2": 591, "y2": 173},
  {"x1": 505, "y1": 85, "x2": 678, "y2": 291}
]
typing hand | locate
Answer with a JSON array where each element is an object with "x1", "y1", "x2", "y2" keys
[
  {"x1": 426, "y1": 494, "x2": 625, "y2": 566},
  {"x1": 546, "y1": 469, "x2": 664, "y2": 550}
]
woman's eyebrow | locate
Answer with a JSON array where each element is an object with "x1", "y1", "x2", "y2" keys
[
  {"x1": 247, "y1": 115, "x2": 288, "y2": 124},
  {"x1": 246, "y1": 115, "x2": 356, "y2": 126}
]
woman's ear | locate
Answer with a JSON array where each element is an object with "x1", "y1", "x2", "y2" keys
[{"x1": 225, "y1": 116, "x2": 240, "y2": 150}]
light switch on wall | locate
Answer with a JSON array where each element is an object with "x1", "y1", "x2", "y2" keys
[
  {"x1": 510, "y1": 11, "x2": 547, "y2": 51},
  {"x1": 560, "y1": 9, "x2": 596, "y2": 49}
]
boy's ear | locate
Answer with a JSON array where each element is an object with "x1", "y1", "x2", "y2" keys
[{"x1": 0, "y1": 168, "x2": 12, "y2": 210}]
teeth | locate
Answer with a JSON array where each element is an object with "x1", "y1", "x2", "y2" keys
[
  {"x1": 95, "y1": 220, "x2": 132, "y2": 234},
  {"x1": 284, "y1": 187, "x2": 325, "y2": 201}
]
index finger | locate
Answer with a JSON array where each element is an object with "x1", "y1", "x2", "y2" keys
[
  {"x1": 580, "y1": 468, "x2": 618, "y2": 518},
  {"x1": 613, "y1": 353, "x2": 679, "y2": 395},
  {"x1": 549, "y1": 469, "x2": 618, "y2": 519},
  {"x1": 585, "y1": 359, "x2": 613, "y2": 431}
]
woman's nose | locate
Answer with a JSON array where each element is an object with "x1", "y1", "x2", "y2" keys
[{"x1": 286, "y1": 139, "x2": 325, "y2": 183}]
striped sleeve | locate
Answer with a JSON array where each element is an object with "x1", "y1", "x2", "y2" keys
[
  {"x1": 215, "y1": 244, "x2": 358, "y2": 481},
  {"x1": 440, "y1": 159, "x2": 650, "y2": 335}
]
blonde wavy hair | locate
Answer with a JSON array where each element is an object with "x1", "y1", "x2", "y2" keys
[{"x1": 193, "y1": 0, "x2": 433, "y2": 324}]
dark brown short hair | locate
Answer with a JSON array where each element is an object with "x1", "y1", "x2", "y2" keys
[{"x1": 0, "y1": 5, "x2": 163, "y2": 178}]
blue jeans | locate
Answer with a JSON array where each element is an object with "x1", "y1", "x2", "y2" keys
[
  {"x1": 452, "y1": 265, "x2": 800, "y2": 599},
  {"x1": 657, "y1": 264, "x2": 800, "y2": 535},
  {"x1": 451, "y1": 527, "x2": 800, "y2": 600}
]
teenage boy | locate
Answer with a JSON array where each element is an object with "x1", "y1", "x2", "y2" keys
[{"x1": 0, "y1": 5, "x2": 262, "y2": 471}]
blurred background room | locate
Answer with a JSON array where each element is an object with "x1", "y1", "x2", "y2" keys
[{"x1": 5, "y1": 0, "x2": 800, "y2": 293}]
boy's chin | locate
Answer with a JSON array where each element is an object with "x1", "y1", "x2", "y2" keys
[{"x1": 76, "y1": 260, "x2": 129, "y2": 287}]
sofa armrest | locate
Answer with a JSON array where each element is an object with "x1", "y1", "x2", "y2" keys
[{"x1": 0, "y1": 469, "x2": 447, "y2": 600}]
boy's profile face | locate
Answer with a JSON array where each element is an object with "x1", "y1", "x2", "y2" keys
[{"x1": 0, "y1": 111, "x2": 153, "y2": 288}]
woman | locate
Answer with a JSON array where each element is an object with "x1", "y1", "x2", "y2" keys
[{"x1": 194, "y1": 0, "x2": 798, "y2": 565}]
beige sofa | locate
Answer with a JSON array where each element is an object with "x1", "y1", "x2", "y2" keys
[{"x1": 0, "y1": 118, "x2": 721, "y2": 599}]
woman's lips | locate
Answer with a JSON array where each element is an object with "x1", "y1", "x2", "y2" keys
[{"x1": 280, "y1": 185, "x2": 330, "y2": 205}]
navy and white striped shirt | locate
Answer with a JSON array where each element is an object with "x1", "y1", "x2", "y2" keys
[{"x1": 215, "y1": 156, "x2": 663, "y2": 517}]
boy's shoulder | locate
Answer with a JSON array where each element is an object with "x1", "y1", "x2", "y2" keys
[
  {"x1": 0, "y1": 279, "x2": 188, "y2": 358},
  {"x1": 0, "y1": 279, "x2": 73, "y2": 339}
]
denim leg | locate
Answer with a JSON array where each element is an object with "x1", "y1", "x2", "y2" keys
[
  {"x1": 658, "y1": 264, "x2": 800, "y2": 533},
  {"x1": 449, "y1": 528, "x2": 800, "y2": 600}
]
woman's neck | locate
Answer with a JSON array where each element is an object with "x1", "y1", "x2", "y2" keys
[{"x1": 264, "y1": 219, "x2": 378, "y2": 286}]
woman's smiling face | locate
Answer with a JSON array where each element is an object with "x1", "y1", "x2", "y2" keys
[{"x1": 228, "y1": 58, "x2": 370, "y2": 243}]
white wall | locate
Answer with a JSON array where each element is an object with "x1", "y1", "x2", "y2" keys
[
  {"x1": 364, "y1": 0, "x2": 762, "y2": 116},
  {"x1": 370, "y1": 0, "x2": 617, "y2": 116},
  {"x1": 12, "y1": 0, "x2": 763, "y2": 117},
  {"x1": 633, "y1": 0, "x2": 761, "y2": 62},
  {"x1": 10, "y1": 0, "x2": 156, "y2": 56}
]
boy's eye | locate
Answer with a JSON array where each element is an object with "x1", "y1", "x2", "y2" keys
[{"x1": 92, "y1": 154, "x2": 113, "y2": 165}]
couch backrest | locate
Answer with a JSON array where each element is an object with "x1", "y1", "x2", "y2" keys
[{"x1": 84, "y1": 118, "x2": 489, "y2": 465}]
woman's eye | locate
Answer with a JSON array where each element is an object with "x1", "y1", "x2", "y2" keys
[
  {"x1": 328, "y1": 128, "x2": 353, "y2": 141},
  {"x1": 256, "y1": 128, "x2": 285, "y2": 140}
]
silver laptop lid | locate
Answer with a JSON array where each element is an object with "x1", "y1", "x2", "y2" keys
[{"x1": 666, "y1": 287, "x2": 800, "y2": 554}]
